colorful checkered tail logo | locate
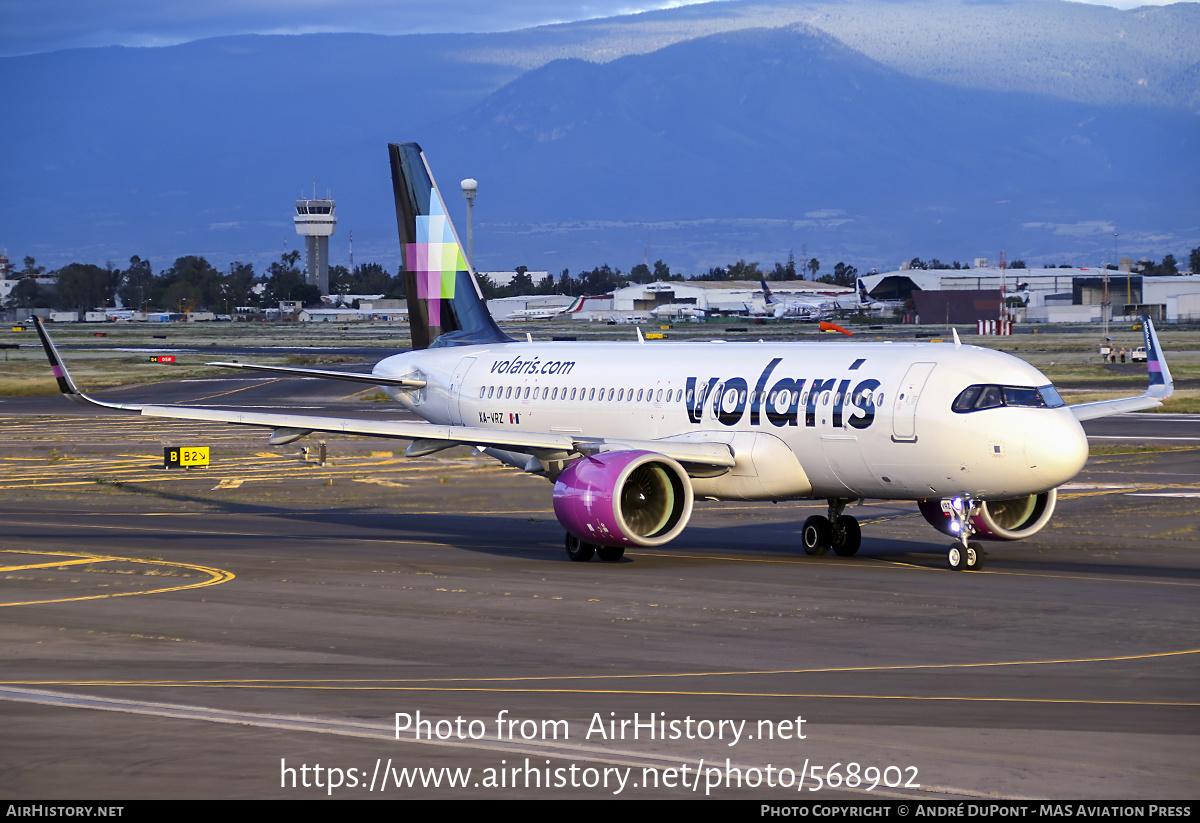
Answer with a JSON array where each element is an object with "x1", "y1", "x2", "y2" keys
[{"x1": 389, "y1": 142, "x2": 512, "y2": 351}]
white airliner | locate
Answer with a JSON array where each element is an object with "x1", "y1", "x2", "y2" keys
[
  {"x1": 36, "y1": 142, "x2": 1175, "y2": 571},
  {"x1": 759, "y1": 278, "x2": 898, "y2": 318},
  {"x1": 756, "y1": 280, "x2": 831, "y2": 320},
  {"x1": 848, "y1": 279, "x2": 905, "y2": 315}
]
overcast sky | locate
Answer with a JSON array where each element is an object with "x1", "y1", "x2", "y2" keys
[{"x1": 0, "y1": 0, "x2": 1184, "y2": 57}]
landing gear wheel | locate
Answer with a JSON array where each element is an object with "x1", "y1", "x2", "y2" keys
[
  {"x1": 831, "y1": 515, "x2": 861, "y2": 557},
  {"x1": 565, "y1": 533, "x2": 595, "y2": 562},
  {"x1": 802, "y1": 515, "x2": 832, "y2": 556},
  {"x1": 965, "y1": 542, "x2": 984, "y2": 571},
  {"x1": 947, "y1": 544, "x2": 965, "y2": 571},
  {"x1": 597, "y1": 545, "x2": 625, "y2": 562}
]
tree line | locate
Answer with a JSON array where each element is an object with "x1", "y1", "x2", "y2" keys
[{"x1": 8, "y1": 246, "x2": 1199, "y2": 312}]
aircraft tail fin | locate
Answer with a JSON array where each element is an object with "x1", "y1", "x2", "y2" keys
[
  {"x1": 388, "y1": 142, "x2": 512, "y2": 350},
  {"x1": 760, "y1": 279, "x2": 775, "y2": 304},
  {"x1": 857, "y1": 279, "x2": 871, "y2": 304}
]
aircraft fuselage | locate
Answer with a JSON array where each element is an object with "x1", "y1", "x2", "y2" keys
[{"x1": 376, "y1": 339, "x2": 1088, "y2": 503}]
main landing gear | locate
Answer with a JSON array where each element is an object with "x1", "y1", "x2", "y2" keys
[
  {"x1": 802, "y1": 499, "x2": 861, "y2": 557},
  {"x1": 944, "y1": 495, "x2": 985, "y2": 572},
  {"x1": 565, "y1": 533, "x2": 624, "y2": 563}
]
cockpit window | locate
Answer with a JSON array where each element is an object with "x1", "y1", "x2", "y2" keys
[
  {"x1": 1037, "y1": 385, "x2": 1066, "y2": 408},
  {"x1": 1002, "y1": 387, "x2": 1041, "y2": 407},
  {"x1": 952, "y1": 384, "x2": 1065, "y2": 413}
]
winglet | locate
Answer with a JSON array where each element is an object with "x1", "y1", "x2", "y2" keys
[
  {"x1": 33, "y1": 317, "x2": 139, "y2": 411},
  {"x1": 1068, "y1": 315, "x2": 1173, "y2": 421},
  {"x1": 1142, "y1": 315, "x2": 1173, "y2": 399}
]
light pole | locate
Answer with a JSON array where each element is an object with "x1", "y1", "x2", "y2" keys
[{"x1": 461, "y1": 178, "x2": 477, "y2": 270}]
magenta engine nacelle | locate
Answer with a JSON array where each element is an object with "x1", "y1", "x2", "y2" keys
[
  {"x1": 553, "y1": 450, "x2": 694, "y2": 547},
  {"x1": 918, "y1": 489, "x2": 1057, "y2": 541}
]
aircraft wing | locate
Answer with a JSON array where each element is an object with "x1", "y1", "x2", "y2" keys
[
  {"x1": 1068, "y1": 315, "x2": 1174, "y2": 422},
  {"x1": 205, "y1": 361, "x2": 426, "y2": 389},
  {"x1": 1069, "y1": 394, "x2": 1166, "y2": 420},
  {"x1": 34, "y1": 318, "x2": 735, "y2": 468}
]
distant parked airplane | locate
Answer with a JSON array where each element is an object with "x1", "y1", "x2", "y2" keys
[{"x1": 503, "y1": 296, "x2": 586, "y2": 321}]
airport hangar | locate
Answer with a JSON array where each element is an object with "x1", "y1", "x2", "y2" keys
[{"x1": 861, "y1": 268, "x2": 1200, "y2": 324}]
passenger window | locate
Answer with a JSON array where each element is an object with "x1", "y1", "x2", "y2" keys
[
  {"x1": 656, "y1": 389, "x2": 663, "y2": 402},
  {"x1": 505, "y1": 386, "x2": 512, "y2": 399}
]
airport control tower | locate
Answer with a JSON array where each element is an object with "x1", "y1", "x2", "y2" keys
[{"x1": 294, "y1": 196, "x2": 337, "y2": 295}]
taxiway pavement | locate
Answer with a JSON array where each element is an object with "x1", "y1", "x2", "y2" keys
[{"x1": 0, "y1": 379, "x2": 1196, "y2": 799}]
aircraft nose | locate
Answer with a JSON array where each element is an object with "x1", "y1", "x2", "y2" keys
[{"x1": 1024, "y1": 412, "x2": 1089, "y2": 488}]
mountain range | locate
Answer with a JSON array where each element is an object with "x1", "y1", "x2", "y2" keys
[{"x1": 2, "y1": 0, "x2": 1197, "y2": 276}]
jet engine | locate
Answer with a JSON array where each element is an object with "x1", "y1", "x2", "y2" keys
[
  {"x1": 918, "y1": 489, "x2": 1057, "y2": 541},
  {"x1": 553, "y1": 450, "x2": 693, "y2": 548}
]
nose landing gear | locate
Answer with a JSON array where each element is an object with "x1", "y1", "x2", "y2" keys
[
  {"x1": 802, "y1": 499, "x2": 861, "y2": 557},
  {"x1": 945, "y1": 496, "x2": 985, "y2": 571}
]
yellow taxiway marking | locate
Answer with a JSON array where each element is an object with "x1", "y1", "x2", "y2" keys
[
  {"x1": 7, "y1": 647, "x2": 1197, "y2": 706},
  {"x1": 0, "y1": 557, "x2": 97, "y2": 572},
  {"x1": 0, "y1": 519, "x2": 454, "y2": 549},
  {"x1": 0, "y1": 549, "x2": 234, "y2": 607},
  {"x1": 183, "y1": 378, "x2": 279, "y2": 403}
]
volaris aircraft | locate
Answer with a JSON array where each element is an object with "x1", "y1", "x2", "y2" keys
[{"x1": 36, "y1": 143, "x2": 1175, "y2": 570}]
